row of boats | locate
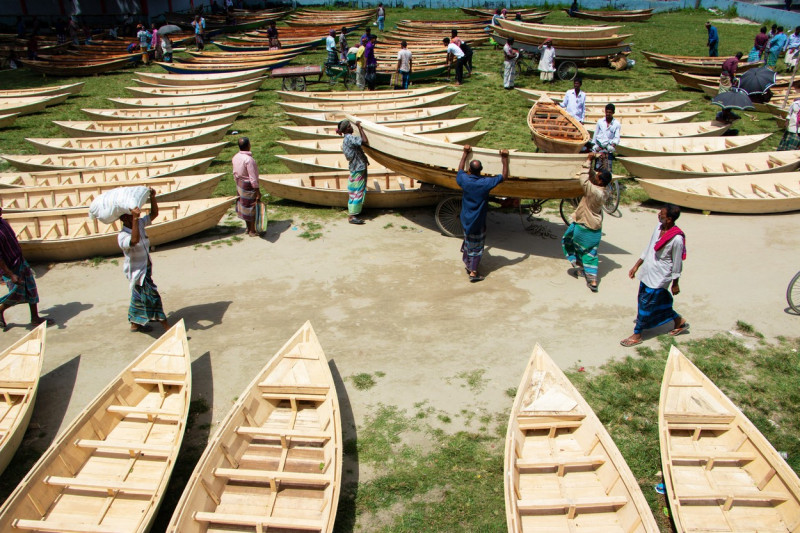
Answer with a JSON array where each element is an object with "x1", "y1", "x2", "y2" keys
[{"x1": 1, "y1": 322, "x2": 797, "y2": 531}]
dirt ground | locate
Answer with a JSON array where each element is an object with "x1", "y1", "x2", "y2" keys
[{"x1": 1, "y1": 202, "x2": 798, "y2": 519}]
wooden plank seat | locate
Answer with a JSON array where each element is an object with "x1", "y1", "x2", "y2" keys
[
  {"x1": 517, "y1": 419, "x2": 582, "y2": 432},
  {"x1": 677, "y1": 491, "x2": 789, "y2": 507},
  {"x1": 44, "y1": 475, "x2": 157, "y2": 494},
  {"x1": 133, "y1": 377, "x2": 185, "y2": 387},
  {"x1": 12, "y1": 519, "x2": 123, "y2": 532},
  {"x1": 262, "y1": 392, "x2": 328, "y2": 402},
  {"x1": 258, "y1": 383, "x2": 330, "y2": 396},
  {"x1": 663, "y1": 412, "x2": 736, "y2": 425},
  {"x1": 517, "y1": 454, "x2": 606, "y2": 472},
  {"x1": 193, "y1": 511, "x2": 323, "y2": 531},
  {"x1": 517, "y1": 495, "x2": 628, "y2": 515},
  {"x1": 236, "y1": 426, "x2": 331, "y2": 442},
  {"x1": 106, "y1": 405, "x2": 183, "y2": 418},
  {"x1": 75, "y1": 439, "x2": 173, "y2": 456},
  {"x1": 213, "y1": 467, "x2": 331, "y2": 486},
  {"x1": 0, "y1": 386, "x2": 32, "y2": 396},
  {"x1": 671, "y1": 451, "x2": 757, "y2": 466}
]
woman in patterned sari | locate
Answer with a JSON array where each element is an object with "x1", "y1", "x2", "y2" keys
[{"x1": 336, "y1": 120, "x2": 370, "y2": 225}]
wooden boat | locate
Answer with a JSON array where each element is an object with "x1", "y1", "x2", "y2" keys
[
  {"x1": 2, "y1": 143, "x2": 227, "y2": 172},
  {"x1": 0, "y1": 114, "x2": 18, "y2": 129},
  {"x1": 21, "y1": 56, "x2": 131, "y2": 76},
  {"x1": 0, "y1": 321, "x2": 190, "y2": 532},
  {"x1": 671, "y1": 69, "x2": 800, "y2": 91},
  {"x1": 461, "y1": 7, "x2": 549, "y2": 20},
  {"x1": 616, "y1": 133, "x2": 772, "y2": 157},
  {"x1": 619, "y1": 150, "x2": 800, "y2": 179},
  {"x1": 0, "y1": 158, "x2": 215, "y2": 188},
  {"x1": 491, "y1": 33, "x2": 631, "y2": 60},
  {"x1": 0, "y1": 324, "x2": 46, "y2": 476},
  {"x1": 491, "y1": 23, "x2": 631, "y2": 47},
  {"x1": 125, "y1": 78, "x2": 266, "y2": 97},
  {"x1": 574, "y1": 101, "x2": 691, "y2": 115},
  {"x1": 54, "y1": 112, "x2": 239, "y2": 137},
  {"x1": 496, "y1": 18, "x2": 621, "y2": 37},
  {"x1": 277, "y1": 93, "x2": 459, "y2": 114},
  {"x1": 0, "y1": 174, "x2": 222, "y2": 211},
  {"x1": 0, "y1": 83, "x2": 84, "y2": 98},
  {"x1": 3, "y1": 197, "x2": 235, "y2": 261},
  {"x1": 26, "y1": 125, "x2": 231, "y2": 154},
  {"x1": 279, "y1": 117, "x2": 481, "y2": 140},
  {"x1": 166, "y1": 321, "x2": 342, "y2": 532},
  {"x1": 567, "y1": 8, "x2": 653, "y2": 21},
  {"x1": 660, "y1": 346, "x2": 800, "y2": 531},
  {"x1": 277, "y1": 131, "x2": 486, "y2": 154},
  {"x1": 276, "y1": 154, "x2": 390, "y2": 174},
  {"x1": 286, "y1": 105, "x2": 467, "y2": 127},
  {"x1": 109, "y1": 91, "x2": 257, "y2": 109},
  {"x1": 644, "y1": 54, "x2": 763, "y2": 76},
  {"x1": 156, "y1": 58, "x2": 295, "y2": 75},
  {"x1": 276, "y1": 86, "x2": 447, "y2": 103},
  {"x1": 175, "y1": 50, "x2": 303, "y2": 64},
  {"x1": 81, "y1": 101, "x2": 252, "y2": 121},
  {"x1": 584, "y1": 111, "x2": 700, "y2": 125},
  {"x1": 638, "y1": 173, "x2": 800, "y2": 213},
  {"x1": 505, "y1": 344, "x2": 658, "y2": 532},
  {"x1": 0, "y1": 94, "x2": 69, "y2": 116},
  {"x1": 586, "y1": 121, "x2": 730, "y2": 138},
  {"x1": 527, "y1": 97, "x2": 589, "y2": 154},
  {"x1": 134, "y1": 68, "x2": 268, "y2": 86},
  {"x1": 517, "y1": 88, "x2": 667, "y2": 104}
]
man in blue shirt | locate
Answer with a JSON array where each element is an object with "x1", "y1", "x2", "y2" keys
[
  {"x1": 456, "y1": 145, "x2": 510, "y2": 282},
  {"x1": 706, "y1": 21, "x2": 719, "y2": 57}
]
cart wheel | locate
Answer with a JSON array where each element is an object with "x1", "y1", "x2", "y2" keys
[
  {"x1": 282, "y1": 77, "x2": 305, "y2": 91},
  {"x1": 557, "y1": 61, "x2": 578, "y2": 81},
  {"x1": 559, "y1": 197, "x2": 580, "y2": 225},
  {"x1": 435, "y1": 196, "x2": 464, "y2": 238},
  {"x1": 788, "y1": 270, "x2": 800, "y2": 314},
  {"x1": 602, "y1": 180, "x2": 621, "y2": 215}
]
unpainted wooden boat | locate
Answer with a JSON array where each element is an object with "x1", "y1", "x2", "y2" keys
[
  {"x1": 276, "y1": 153, "x2": 390, "y2": 174},
  {"x1": 644, "y1": 53, "x2": 763, "y2": 75},
  {"x1": 638, "y1": 173, "x2": 800, "y2": 213},
  {"x1": 0, "y1": 83, "x2": 84, "y2": 98},
  {"x1": 0, "y1": 174, "x2": 223, "y2": 211},
  {"x1": 277, "y1": 131, "x2": 487, "y2": 154},
  {"x1": 174, "y1": 50, "x2": 303, "y2": 64},
  {"x1": 134, "y1": 68, "x2": 269, "y2": 86},
  {"x1": 277, "y1": 92, "x2": 459, "y2": 114},
  {"x1": 81, "y1": 101, "x2": 252, "y2": 121},
  {"x1": 26, "y1": 125, "x2": 230, "y2": 154},
  {"x1": 567, "y1": 8, "x2": 653, "y2": 21},
  {"x1": 527, "y1": 97, "x2": 589, "y2": 154},
  {"x1": 574, "y1": 101, "x2": 691, "y2": 115},
  {"x1": 126, "y1": 78, "x2": 265, "y2": 97},
  {"x1": 616, "y1": 133, "x2": 772, "y2": 157},
  {"x1": 0, "y1": 158, "x2": 215, "y2": 188},
  {"x1": 517, "y1": 88, "x2": 667, "y2": 104},
  {"x1": 155, "y1": 59, "x2": 295, "y2": 75},
  {"x1": 22, "y1": 56, "x2": 131, "y2": 76},
  {"x1": 3, "y1": 197, "x2": 235, "y2": 261},
  {"x1": 0, "y1": 324, "x2": 46, "y2": 476},
  {"x1": 166, "y1": 321, "x2": 341, "y2": 532},
  {"x1": 109, "y1": 91, "x2": 257, "y2": 109},
  {"x1": 619, "y1": 150, "x2": 800, "y2": 179},
  {"x1": 2, "y1": 143, "x2": 227, "y2": 172},
  {"x1": 461, "y1": 7, "x2": 549, "y2": 20},
  {"x1": 587, "y1": 112, "x2": 700, "y2": 125},
  {"x1": 660, "y1": 346, "x2": 800, "y2": 532},
  {"x1": 586, "y1": 121, "x2": 730, "y2": 138},
  {"x1": 0, "y1": 94, "x2": 69, "y2": 116},
  {"x1": 491, "y1": 23, "x2": 632, "y2": 47},
  {"x1": 260, "y1": 171, "x2": 445, "y2": 208},
  {"x1": 0, "y1": 114, "x2": 19, "y2": 129},
  {"x1": 505, "y1": 344, "x2": 658, "y2": 532},
  {"x1": 0, "y1": 321, "x2": 190, "y2": 532},
  {"x1": 276, "y1": 86, "x2": 447, "y2": 103},
  {"x1": 279, "y1": 117, "x2": 481, "y2": 140},
  {"x1": 496, "y1": 18, "x2": 621, "y2": 37},
  {"x1": 287, "y1": 105, "x2": 467, "y2": 127},
  {"x1": 54, "y1": 112, "x2": 239, "y2": 137},
  {"x1": 671, "y1": 69, "x2": 800, "y2": 91}
]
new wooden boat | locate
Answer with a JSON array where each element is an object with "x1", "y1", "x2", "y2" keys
[
  {"x1": 0, "y1": 94, "x2": 69, "y2": 116},
  {"x1": 0, "y1": 174, "x2": 223, "y2": 211},
  {"x1": 175, "y1": 50, "x2": 302, "y2": 64},
  {"x1": 278, "y1": 93, "x2": 459, "y2": 114},
  {"x1": 109, "y1": 91, "x2": 257, "y2": 109},
  {"x1": 619, "y1": 150, "x2": 800, "y2": 179},
  {"x1": 586, "y1": 112, "x2": 701, "y2": 125},
  {"x1": 26, "y1": 125, "x2": 231, "y2": 154},
  {"x1": 644, "y1": 53, "x2": 763, "y2": 75},
  {"x1": 21, "y1": 56, "x2": 131, "y2": 76},
  {"x1": 527, "y1": 97, "x2": 589, "y2": 154},
  {"x1": 0, "y1": 321, "x2": 190, "y2": 532},
  {"x1": 0, "y1": 158, "x2": 215, "y2": 188},
  {"x1": 491, "y1": 23, "x2": 632, "y2": 47},
  {"x1": 505, "y1": 344, "x2": 658, "y2": 532},
  {"x1": 259, "y1": 171, "x2": 445, "y2": 208},
  {"x1": 276, "y1": 131, "x2": 487, "y2": 154},
  {"x1": 125, "y1": 78, "x2": 266, "y2": 97},
  {"x1": 461, "y1": 7, "x2": 549, "y2": 20},
  {"x1": 166, "y1": 321, "x2": 342, "y2": 532},
  {"x1": 279, "y1": 117, "x2": 482, "y2": 140},
  {"x1": 0, "y1": 324, "x2": 46, "y2": 477},
  {"x1": 0, "y1": 83, "x2": 84, "y2": 98},
  {"x1": 2, "y1": 143, "x2": 227, "y2": 172},
  {"x1": 571, "y1": 101, "x2": 691, "y2": 115},
  {"x1": 616, "y1": 133, "x2": 772, "y2": 157},
  {"x1": 0, "y1": 114, "x2": 18, "y2": 129},
  {"x1": 638, "y1": 173, "x2": 800, "y2": 213},
  {"x1": 54, "y1": 112, "x2": 239, "y2": 137},
  {"x1": 517, "y1": 88, "x2": 667, "y2": 104},
  {"x1": 567, "y1": 8, "x2": 653, "y2": 21},
  {"x1": 156, "y1": 59, "x2": 295, "y2": 75},
  {"x1": 134, "y1": 68, "x2": 268, "y2": 86},
  {"x1": 286, "y1": 105, "x2": 467, "y2": 127},
  {"x1": 491, "y1": 34, "x2": 631, "y2": 60},
  {"x1": 496, "y1": 18, "x2": 621, "y2": 37},
  {"x1": 276, "y1": 154, "x2": 390, "y2": 174},
  {"x1": 670, "y1": 69, "x2": 800, "y2": 91},
  {"x1": 3, "y1": 197, "x2": 235, "y2": 261},
  {"x1": 276, "y1": 86, "x2": 447, "y2": 103},
  {"x1": 586, "y1": 121, "x2": 730, "y2": 138},
  {"x1": 81, "y1": 101, "x2": 252, "y2": 121},
  {"x1": 660, "y1": 346, "x2": 800, "y2": 531}
]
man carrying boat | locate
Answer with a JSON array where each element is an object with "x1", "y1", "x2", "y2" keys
[
  {"x1": 560, "y1": 77, "x2": 586, "y2": 123},
  {"x1": 456, "y1": 145, "x2": 510, "y2": 282},
  {"x1": 336, "y1": 120, "x2": 370, "y2": 225}
]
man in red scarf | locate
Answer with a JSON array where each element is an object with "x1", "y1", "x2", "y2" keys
[{"x1": 621, "y1": 204, "x2": 689, "y2": 347}]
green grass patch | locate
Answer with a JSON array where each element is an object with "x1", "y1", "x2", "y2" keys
[
  {"x1": 298, "y1": 221, "x2": 324, "y2": 241},
  {"x1": 351, "y1": 372, "x2": 378, "y2": 391}
]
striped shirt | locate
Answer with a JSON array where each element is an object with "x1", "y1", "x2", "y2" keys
[{"x1": 0, "y1": 219, "x2": 23, "y2": 270}]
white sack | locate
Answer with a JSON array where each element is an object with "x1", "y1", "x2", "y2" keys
[{"x1": 88, "y1": 186, "x2": 150, "y2": 224}]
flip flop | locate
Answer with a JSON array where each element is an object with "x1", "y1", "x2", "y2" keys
[
  {"x1": 567, "y1": 267, "x2": 584, "y2": 279},
  {"x1": 586, "y1": 280, "x2": 598, "y2": 292},
  {"x1": 620, "y1": 338, "x2": 643, "y2": 347},
  {"x1": 469, "y1": 274, "x2": 485, "y2": 283},
  {"x1": 348, "y1": 217, "x2": 365, "y2": 225},
  {"x1": 669, "y1": 322, "x2": 690, "y2": 336}
]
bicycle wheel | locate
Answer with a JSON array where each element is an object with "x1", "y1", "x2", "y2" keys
[
  {"x1": 557, "y1": 61, "x2": 578, "y2": 81},
  {"x1": 435, "y1": 196, "x2": 464, "y2": 238},
  {"x1": 787, "y1": 270, "x2": 800, "y2": 314},
  {"x1": 603, "y1": 180, "x2": 621, "y2": 215},
  {"x1": 559, "y1": 197, "x2": 580, "y2": 225}
]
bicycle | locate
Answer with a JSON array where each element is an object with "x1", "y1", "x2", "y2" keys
[{"x1": 788, "y1": 271, "x2": 800, "y2": 314}]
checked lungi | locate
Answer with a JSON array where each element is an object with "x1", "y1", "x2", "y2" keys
[
  {"x1": 129, "y1": 264, "x2": 166, "y2": 326},
  {"x1": 236, "y1": 182, "x2": 258, "y2": 222},
  {"x1": 634, "y1": 282, "x2": 678, "y2": 334},
  {"x1": 0, "y1": 260, "x2": 39, "y2": 307},
  {"x1": 461, "y1": 229, "x2": 486, "y2": 273},
  {"x1": 562, "y1": 223, "x2": 601, "y2": 283},
  {"x1": 348, "y1": 169, "x2": 367, "y2": 216}
]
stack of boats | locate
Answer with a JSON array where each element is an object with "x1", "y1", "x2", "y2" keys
[
  {"x1": 0, "y1": 82, "x2": 83, "y2": 130},
  {"x1": 565, "y1": 7, "x2": 654, "y2": 21},
  {"x1": 284, "y1": 7, "x2": 375, "y2": 28},
  {"x1": 0, "y1": 69, "x2": 279, "y2": 261},
  {"x1": 156, "y1": 46, "x2": 303, "y2": 75},
  {"x1": 166, "y1": 6, "x2": 289, "y2": 37},
  {"x1": 460, "y1": 7, "x2": 550, "y2": 22}
]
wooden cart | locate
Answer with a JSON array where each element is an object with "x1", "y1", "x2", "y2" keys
[{"x1": 270, "y1": 65, "x2": 323, "y2": 91}]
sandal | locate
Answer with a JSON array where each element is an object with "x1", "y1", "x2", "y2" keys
[
  {"x1": 469, "y1": 274, "x2": 485, "y2": 283},
  {"x1": 586, "y1": 280, "x2": 598, "y2": 292},
  {"x1": 567, "y1": 267, "x2": 584, "y2": 279},
  {"x1": 130, "y1": 324, "x2": 153, "y2": 333},
  {"x1": 620, "y1": 337, "x2": 643, "y2": 347},
  {"x1": 668, "y1": 322, "x2": 690, "y2": 336}
]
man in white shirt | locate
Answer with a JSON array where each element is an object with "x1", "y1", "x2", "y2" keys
[
  {"x1": 785, "y1": 26, "x2": 800, "y2": 67},
  {"x1": 326, "y1": 29, "x2": 338, "y2": 65},
  {"x1": 443, "y1": 37, "x2": 465, "y2": 85},
  {"x1": 502, "y1": 36, "x2": 519, "y2": 90},
  {"x1": 396, "y1": 40, "x2": 413, "y2": 89},
  {"x1": 592, "y1": 103, "x2": 621, "y2": 170},
  {"x1": 560, "y1": 78, "x2": 586, "y2": 122}
]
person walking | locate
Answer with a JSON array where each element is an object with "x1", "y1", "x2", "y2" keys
[
  {"x1": 620, "y1": 204, "x2": 689, "y2": 347},
  {"x1": 560, "y1": 77, "x2": 586, "y2": 122},
  {"x1": 456, "y1": 145, "x2": 510, "y2": 282},
  {"x1": 376, "y1": 2, "x2": 385, "y2": 31},
  {"x1": 365, "y1": 34, "x2": 378, "y2": 90},
  {"x1": 592, "y1": 103, "x2": 621, "y2": 171},
  {"x1": 767, "y1": 26, "x2": 787, "y2": 68},
  {"x1": 396, "y1": 40, "x2": 412, "y2": 89},
  {"x1": 118, "y1": 189, "x2": 169, "y2": 333},
  {"x1": 538, "y1": 38, "x2": 556, "y2": 82},
  {"x1": 562, "y1": 154, "x2": 612, "y2": 292},
  {"x1": 337, "y1": 120, "x2": 370, "y2": 225},
  {"x1": 326, "y1": 29, "x2": 338, "y2": 65},
  {"x1": 136, "y1": 24, "x2": 151, "y2": 50},
  {"x1": 443, "y1": 37, "x2": 465, "y2": 85},
  {"x1": 706, "y1": 21, "x2": 719, "y2": 57},
  {"x1": 503, "y1": 36, "x2": 519, "y2": 89},
  {"x1": 232, "y1": 137, "x2": 263, "y2": 237},
  {"x1": 192, "y1": 14, "x2": 205, "y2": 51}
]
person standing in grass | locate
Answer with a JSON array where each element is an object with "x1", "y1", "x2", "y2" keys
[
  {"x1": 706, "y1": 21, "x2": 719, "y2": 57},
  {"x1": 785, "y1": 26, "x2": 800, "y2": 68},
  {"x1": 443, "y1": 37, "x2": 465, "y2": 85},
  {"x1": 192, "y1": 14, "x2": 205, "y2": 51},
  {"x1": 338, "y1": 26, "x2": 348, "y2": 62},
  {"x1": 719, "y1": 52, "x2": 742, "y2": 92},
  {"x1": 538, "y1": 38, "x2": 556, "y2": 82},
  {"x1": 778, "y1": 97, "x2": 800, "y2": 150},
  {"x1": 232, "y1": 137, "x2": 263, "y2": 237},
  {"x1": 376, "y1": 2, "x2": 386, "y2": 31},
  {"x1": 502, "y1": 36, "x2": 519, "y2": 89},
  {"x1": 754, "y1": 26, "x2": 769, "y2": 59},
  {"x1": 456, "y1": 145, "x2": 509, "y2": 282},
  {"x1": 337, "y1": 120, "x2": 370, "y2": 225},
  {"x1": 396, "y1": 40, "x2": 412, "y2": 89},
  {"x1": 365, "y1": 34, "x2": 378, "y2": 90},
  {"x1": 352, "y1": 37, "x2": 367, "y2": 89},
  {"x1": 560, "y1": 77, "x2": 586, "y2": 123},
  {"x1": 767, "y1": 26, "x2": 787, "y2": 68},
  {"x1": 620, "y1": 204, "x2": 689, "y2": 347},
  {"x1": 326, "y1": 29, "x2": 338, "y2": 65}
]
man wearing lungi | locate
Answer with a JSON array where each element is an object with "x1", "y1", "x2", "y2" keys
[
  {"x1": 232, "y1": 137, "x2": 263, "y2": 237},
  {"x1": 621, "y1": 204, "x2": 689, "y2": 347},
  {"x1": 456, "y1": 145, "x2": 509, "y2": 283}
]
